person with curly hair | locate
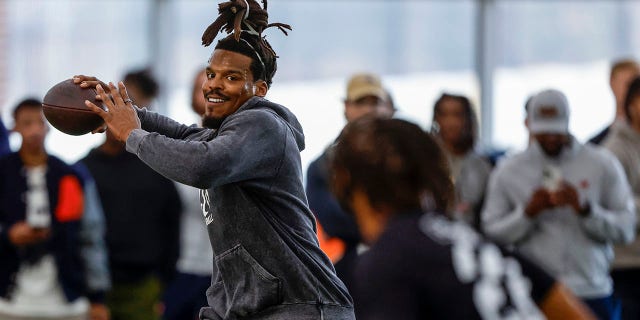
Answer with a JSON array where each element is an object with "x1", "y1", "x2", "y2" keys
[{"x1": 330, "y1": 117, "x2": 596, "y2": 320}]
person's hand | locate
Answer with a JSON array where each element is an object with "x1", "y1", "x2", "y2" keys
[
  {"x1": 85, "y1": 82, "x2": 141, "y2": 143},
  {"x1": 72, "y1": 75, "x2": 109, "y2": 95},
  {"x1": 524, "y1": 188, "x2": 553, "y2": 218},
  {"x1": 550, "y1": 181, "x2": 585, "y2": 215},
  {"x1": 89, "y1": 303, "x2": 110, "y2": 320},
  {"x1": 73, "y1": 75, "x2": 110, "y2": 134},
  {"x1": 8, "y1": 222, "x2": 50, "y2": 246}
]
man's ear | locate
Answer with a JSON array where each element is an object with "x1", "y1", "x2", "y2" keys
[{"x1": 254, "y1": 80, "x2": 268, "y2": 97}]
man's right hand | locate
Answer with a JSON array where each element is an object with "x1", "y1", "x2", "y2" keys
[
  {"x1": 73, "y1": 75, "x2": 109, "y2": 94},
  {"x1": 524, "y1": 188, "x2": 553, "y2": 218},
  {"x1": 8, "y1": 222, "x2": 50, "y2": 246}
]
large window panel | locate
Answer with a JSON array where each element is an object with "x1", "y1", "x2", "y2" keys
[
  {"x1": 163, "y1": 0, "x2": 477, "y2": 171},
  {"x1": 4, "y1": 0, "x2": 152, "y2": 162},
  {"x1": 491, "y1": 1, "x2": 640, "y2": 152}
]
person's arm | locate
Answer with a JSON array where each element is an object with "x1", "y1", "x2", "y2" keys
[
  {"x1": 127, "y1": 109, "x2": 286, "y2": 189},
  {"x1": 86, "y1": 81, "x2": 285, "y2": 189},
  {"x1": 605, "y1": 143, "x2": 640, "y2": 233},
  {"x1": 458, "y1": 155, "x2": 492, "y2": 209},
  {"x1": 77, "y1": 77, "x2": 212, "y2": 141},
  {"x1": 481, "y1": 170, "x2": 535, "y2": 244},
  {"x1": 618, "y1": 153, "x2": 640, "y2": 219},
  {"x1": 81, "y1": 182, "x2": 111, "y2": 320},
  {"x1": 509, "y1": 247, "x2": 596, "y2": 320},
  {"x1": 80, "y1": 180, "x2": 111, "y2": 297},
  {"x1": 540, "y1": 282, "x2": 596, "y2": 320},
  {"x1": 578, "y1": 154, "x2": 636, "y2": 244},
  {"x1": 73, "y1": 163, "x2": 111, "y2": 302},
  {"x1": 135, "y1": 107, "x2": 215, "y2": 142},
  {"x1": 456, "y1": 155, "x2": 492, "y2": 225}
]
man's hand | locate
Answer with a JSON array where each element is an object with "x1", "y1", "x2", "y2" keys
[
  {"x1": 550, "y1": 181, "x2": 586, "y2": 215},
  {"x1": 73, "y1": 75, "x2": 109, "y2": 95},
  {"x1": 524, "y1": 188, "x2": 553, "y2": 218},
  {"x1": 89, "y1": 303, "x2": 110, "y2": 320},
  {"x1": 8, "y1": 222, "x2": 50, "y2": 246},
  {"x1": 85, "y1": 82, "x2": 141, "y2": 143},
  {"x1": 73, "y1": 75, "x2": 110, "y2": 133}
]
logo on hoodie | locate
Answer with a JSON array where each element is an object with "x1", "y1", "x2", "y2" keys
[{"x1": 200, "y1": 189, "x2": 213, "y2": 225}]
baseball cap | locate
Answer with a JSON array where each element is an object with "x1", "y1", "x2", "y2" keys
[
  {"x1": 345, "y1": 73, "x2": 388, "y2": 102},
  {"x1": 528, "y1": 89, "x2": 570, "y2": 134}
]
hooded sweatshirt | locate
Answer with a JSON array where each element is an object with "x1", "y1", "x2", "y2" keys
[
  {"x1": 481, "y1": 137, "x2": 635, "y2": 298},
  {"x1": 126, "y1": 97, "x2": 354, "y2": 319}
]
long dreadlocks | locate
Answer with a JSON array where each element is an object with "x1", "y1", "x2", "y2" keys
[{"x1": 202, "y1": 0, "x2": 291, "y2": 88}]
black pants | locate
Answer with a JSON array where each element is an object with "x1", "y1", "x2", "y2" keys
[{"x1": 612, "y1": 268, "x2": 640, "y2": 320}]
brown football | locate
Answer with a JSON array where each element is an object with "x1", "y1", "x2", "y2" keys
[{"x1": 42, "y1": 79, "x2": 105, "y2": 136}]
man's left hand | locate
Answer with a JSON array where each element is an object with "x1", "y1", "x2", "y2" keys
[
  {"x1": 85, "y1": 82, "x2": 141, "y2": 142},
  {"x1": 550, "y1": 181, "x2": 585, "y2": 214}
]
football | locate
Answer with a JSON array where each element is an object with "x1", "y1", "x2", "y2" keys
[{"x1": 42, "y1": 79, "x2": 105, "y2": 136}]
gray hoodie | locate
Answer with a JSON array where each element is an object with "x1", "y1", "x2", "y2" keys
[{"x1": 126, "y1": 97, "x2": 354, "y2": 319}]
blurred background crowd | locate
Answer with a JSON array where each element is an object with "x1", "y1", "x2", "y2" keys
[{"x1": 1, "y1": 1, "x2": 640, "y2": 319}]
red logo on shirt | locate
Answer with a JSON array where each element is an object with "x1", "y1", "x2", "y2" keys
[{"x1": 580, "y1": 179, "x2": 589, "y2": 189}]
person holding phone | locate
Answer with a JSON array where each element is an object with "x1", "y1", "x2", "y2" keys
[
  {"x1": 482, "y1": 89, "x2": 636, "y2": 320},
  {"x1": 0, "y1": 98, "x2": 109, "y2": 320}
]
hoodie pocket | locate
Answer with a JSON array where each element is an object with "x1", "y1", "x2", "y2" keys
[{"x1": 215, "y1": 244, "x2": 282, "y2": 317}]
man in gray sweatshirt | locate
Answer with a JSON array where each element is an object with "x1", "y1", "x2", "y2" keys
[
  {"x1": 75, "y1": 1, "x2": 354, "y2": 319},
  {"x1": 482, "y1": 89, "x2": 636, "y2": 320}
]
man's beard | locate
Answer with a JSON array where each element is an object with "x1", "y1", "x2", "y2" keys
[{"x1": 202, "y1": 115, "x2": 225, "y2": 129}]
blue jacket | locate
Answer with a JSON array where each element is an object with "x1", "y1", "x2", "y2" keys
[
  {"x1": 0, "y1": 152, "x2": 103, "y2": 302},
  {"x1": 126, "y1": 97, "x2": 354, "y2": 319},
  {"x1": 306, "y1": 150, "x2": 360, "y2": 247}
]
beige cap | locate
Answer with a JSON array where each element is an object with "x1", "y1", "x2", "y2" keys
[{"x1": 346, "y1": 73, "x2": 388, "y2": 102}]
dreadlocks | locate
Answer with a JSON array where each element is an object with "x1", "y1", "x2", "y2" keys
[{"x1": 202, "y1": 0, "x2": 291, "y2": 88}]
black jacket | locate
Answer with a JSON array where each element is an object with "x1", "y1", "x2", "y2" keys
[{"x1": 81, "y1": 148, "x2": 181, "y2": 284}]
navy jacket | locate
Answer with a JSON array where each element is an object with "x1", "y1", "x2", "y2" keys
[
  {"x1": 306, "y1": 150, "x2": 361, "y2": 247},
  {"x1": 0, "y1": 153, "x2": 102, "y2": 302}
]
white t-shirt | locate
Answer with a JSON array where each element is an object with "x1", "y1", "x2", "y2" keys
[
  {"x1": 0, "y1": 255, "x2": 88, "y2": 317},
  {"x1": 25, "y1": 166, "x2": 50, "y2": 229}
]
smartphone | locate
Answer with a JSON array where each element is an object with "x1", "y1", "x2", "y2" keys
[
  {"x1": 542, "y1": 165, "x2": 562, "y2": 192},
  {"x1": 26, "y1": 190, "x2": 51, "y2": 229}
]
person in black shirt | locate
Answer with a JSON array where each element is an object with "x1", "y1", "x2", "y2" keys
[
  {"x1": 330, "y1": 117, "x2": 595, "y2": 319},
  {"x1": 307, "y1": 73, "x2": 395, "y2": 293}
]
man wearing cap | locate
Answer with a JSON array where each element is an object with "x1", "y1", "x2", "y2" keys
[
  {"x1": 481, "y1": 89, "x2": 636, "y2": 320},
  {"x1": 306, "y1": 73, "x2": 394, "y2": 294},
  {"x1": 341, "y1": 73, "x2": 395, "y2": 122}
]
